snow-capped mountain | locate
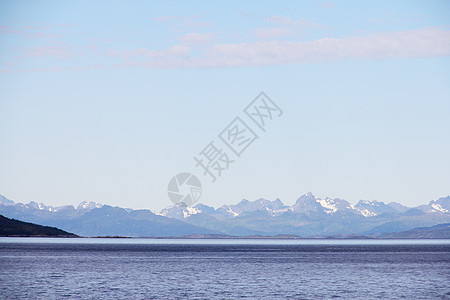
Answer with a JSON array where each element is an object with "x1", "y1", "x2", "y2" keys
[
  {"x1": 158, "y1": 192, "x2": 415, "y2": 220},
  {"x1": 217, "y1": 198, "x2": 288, "y2": 217},
  {"x1": 158, "y1": 198, "x2": 289, "y2": 220},
  {"x1": 354, "y1": 200, "x2": 400, "y2": 216},
  {"x1": 77, "y1": 201, "x2": 104, "y2": 210},
  {"x1": 0, "y1": 195, "x2": 213, "y2": 237},
  {"x1": 290, "y1": 193, "x2": 409, "y2": 217},
  {"x1": 291, "y1": 193, "x2": 356, "y2": 215},
  {"x1": 416, "y1": 196, "x2": 450, "y2": 213},
  {"x1": 1, "y1": 193, "x2": 449, "y2": 237},
  {"x1": 0, "y1": 196, "x2": 104, "y2": 221},
  {"x1": 159, "y1": 202, "x2": 203, "y2": 219},
  {"x1": 155, "y1": 193, "x2": 450, "y2": 236}
]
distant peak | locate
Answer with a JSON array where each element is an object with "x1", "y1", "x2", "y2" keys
[
  {"x1": 0, "y1": 194, "x2": 14, "y2": 206},
  {"x1": 77, "y1": 201, "x2": 103, "y2": 210},
  {"x1": 295, "y1": 192, "x2": 317, "y2": 203},
  {"x1": 274, "y1": 198, "x2": 284, "y2": 206}
]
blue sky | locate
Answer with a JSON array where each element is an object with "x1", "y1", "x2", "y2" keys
[{"x1": 1, "y1": 0, "x2": 449, "y2": 211}]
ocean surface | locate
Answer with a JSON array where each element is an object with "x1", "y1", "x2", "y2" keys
[{"x1": 0, "y1": 238, "x2": 449, "y2": 299}]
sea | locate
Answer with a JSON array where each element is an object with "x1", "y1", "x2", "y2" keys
[{"x1": 0, "y1": 238, "x2": 449, "y2": 299}]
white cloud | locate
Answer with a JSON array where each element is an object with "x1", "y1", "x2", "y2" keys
[
  {"x1": 178, "y1": 33, "x2": 213, "y2": 45},
  {"x1": 265, "y1": 16, "x2": 319, "y2": 28},
  {"x1": 23, "y1": 44, "x2": 75, "y2": 59},
  {"x1": 318, "y1": 2, "x2": 335, "y2": 9},
  {"x1": 253, "y1": 27, "x2": 291, "y2": 39},
  {"x1": 153, "y1": 15, "x2": 213, "y2": 31},
  {"x1": 122, "y1": 45, "x2": 190, "y2": 59},
  {"x1": 253, "y1": 15, "x2": 328, "y2": 40},
  {"x1": 0, "y1": 23, "x2": 72, "y2": 39},
  {"x1": 5, "y1": 27, "x2": 448, "y2": 73},
  {"x1": 116, "y1": 28, "x2": 450, "y2": 69}
]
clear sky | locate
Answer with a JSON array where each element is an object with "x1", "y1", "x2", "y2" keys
[{"x1": 1, "y1": 0, "x2": 449, "y2": 211}]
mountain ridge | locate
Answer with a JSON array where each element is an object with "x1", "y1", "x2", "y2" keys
[{"x1": 1, "y1": 193, "x2": 449, "y2": 237}]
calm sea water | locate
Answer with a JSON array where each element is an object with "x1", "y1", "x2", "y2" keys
[{"x1": 1, "y1": 238, "x2": 449, "y2": 299}]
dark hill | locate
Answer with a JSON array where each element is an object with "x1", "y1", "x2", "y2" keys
[
  {"x1": 0, "y1": 214, "x2": 77, "y2": 237},
  {"x1": 382, "y1": 223, "x2": 450, "y2": 238}
]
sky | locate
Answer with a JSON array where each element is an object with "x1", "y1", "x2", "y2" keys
[{"x1": 0, "y1": 0, "x2": 449, "y2": 211}]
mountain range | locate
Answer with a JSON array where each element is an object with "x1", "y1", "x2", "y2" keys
[{"x1": 1, "y1": 193, "x2": 449, "y2": 237}]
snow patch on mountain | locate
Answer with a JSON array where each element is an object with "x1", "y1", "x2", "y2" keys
[
  {"x1": 183, "y1": 206, "x2": 201, "y2": 218},
  {"x1": 0, "y1": 195, "x2": 104, "y2": 214},
  {"x1": 77, "y1": 201, "x2": 103, "y2": 210},
  {"x1": 317, "y1": 198, "x2": 338, "y2": 214},
  {"x1": 224, "y1": 206, "x2": 239, "y2": 217},
  {"x1": 431, "y1": 203, "x2": 448, "y2": 213},
  {"x1": 359, "y1": 209, "x2": 377, "y2": 217},
  {"x1": 158, "y1": 203, "x2": 199, "y2": 220}
]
